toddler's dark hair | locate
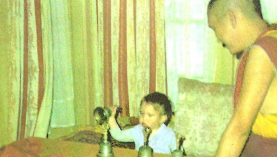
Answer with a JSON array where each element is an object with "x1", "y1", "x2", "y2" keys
[{"x1": 140, "y1": 92, "x2": 173, "y2": 125}]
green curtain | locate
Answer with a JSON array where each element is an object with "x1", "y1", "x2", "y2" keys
[
  {"x1": 67, "y1": 0, "x2": 167, "y2": 124},
  {"x1": 50, "y1": 0, "x2": 75, "y2": 128},
  {"x1": 0, "y1": 0, "x2": 14, "y2": 147},
  {"x1": 0, "y1": 0, "x2": 54, "y2": 147}
]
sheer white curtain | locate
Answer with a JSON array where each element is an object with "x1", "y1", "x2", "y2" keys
[
  {"x1": 261, "y1": 0, "x2": 277, "y2": 24},
  {"x1": 50, "y1": 0, "x2": 75, "y2": 127},
  {"x1": 165, "y1": 0, "x2": 218, "y2": 108}
]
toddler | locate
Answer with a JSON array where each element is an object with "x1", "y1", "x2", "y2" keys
[{"x1": 108, "y1": 92, "x2": 176, "y2": 154}]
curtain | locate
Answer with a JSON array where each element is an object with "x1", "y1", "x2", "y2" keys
[
  {"x1": 37, "y1": 0, "x2": 168, "y2": 129},
  {"x1": 165, "y1": 0, "x2": 236, "y2": 106},
  {"x1": 0, "y1": 0, "x2": 54, "y2": 147},
  {"x1": 0, "y1": 0, "x2": 22, "y2": 147},
  {"x1": 261, "y1": 0, "x2": 277, "y2": 24},
  {"x1": 0, "y1": 0, "x2": 168, "y2": 144},
  {"x1": 67, "y1": 0, "x2": 167, "y2": 125},
  {"x1": 50, "y1": 0, "x2": 75, "y2": 128},
  {"x1": 34, "y1": 0, "x2": 54, "y2": 138}
]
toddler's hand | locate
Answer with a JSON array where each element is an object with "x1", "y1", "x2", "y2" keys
[
  {"x1": 112, "y1": 107, "x2": 117, "y2": 117},
  {"x1": 108, "y1": 106, "x2": 120, "y2": 129}
]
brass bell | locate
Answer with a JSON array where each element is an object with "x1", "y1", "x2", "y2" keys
[
  {"x1": 93, "y1": 107, "x2": 115, "y2": 157},
  {"x1": 97, "y1": 140, "x2": 114, "y2": 157},
  {"x1": 137, "y1": 127, "x2": 153, "y2": 157},
  {"x1": 138, "y1": 145, "x2": 153, "y2": 157}
]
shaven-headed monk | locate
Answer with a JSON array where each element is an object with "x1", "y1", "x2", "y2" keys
[{"x1": 207, "y1": 0, "x2": 277, "y2": 156}]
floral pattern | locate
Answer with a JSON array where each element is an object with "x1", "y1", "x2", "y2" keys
[{"x1": 174, "y1": 78, "x2": 234, "y2": 157}]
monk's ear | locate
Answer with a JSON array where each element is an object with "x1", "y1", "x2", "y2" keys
[{"x1": 227, "y1": 10, "x2": 237, "y2": 28}]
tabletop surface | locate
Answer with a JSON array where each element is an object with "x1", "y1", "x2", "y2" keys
[
  {"x1": 1, "y1": 137, "x2": 190, "y2": 157},
  {"x1": 40, "y1": 138, "x2": 176, "y2": 157}
]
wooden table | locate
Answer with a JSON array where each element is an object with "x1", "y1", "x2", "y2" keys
[
  {"x1": 0, "y1": 137, "x2": 191, "y2": 157},
  {"x1": 1, "y1": 137, "x2": 187, "y2": 157},
  {"x1": 40, "y1": 138, "x2": 172, "y2": 157}
]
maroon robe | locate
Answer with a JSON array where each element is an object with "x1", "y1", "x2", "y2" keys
[{"x1": 234, "y1": 25, "x2": 277, "y2": 156}]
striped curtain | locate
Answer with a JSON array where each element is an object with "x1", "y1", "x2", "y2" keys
[
  {"x1": 98, "y1": 0, "x2": 167, "y2": 117},
  {"x1": 0, "y1": 0, "x2": 53, "y2": 147},
  {"x1": 72, "y1": 0, "x2": 167, "y2": 122},
  {"x1": 0, "y1": 0, "x2": 167, "y2": 147}
]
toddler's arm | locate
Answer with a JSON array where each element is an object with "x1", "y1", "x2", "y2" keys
[
  {"x1": 109, "y1": 127, "x2": 134, "y2": 142},
  {"x1": 108, "y1": 107, "x2": 118, "y2": 129}
]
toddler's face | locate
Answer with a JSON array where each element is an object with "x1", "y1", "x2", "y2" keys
[{"x1": 139, "y1": 102, "x2": 165, "y2": 131}]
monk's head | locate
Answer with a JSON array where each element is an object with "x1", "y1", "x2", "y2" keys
[{"x1": 207, "y1": 0, "x2": 266, "y2": 56}]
